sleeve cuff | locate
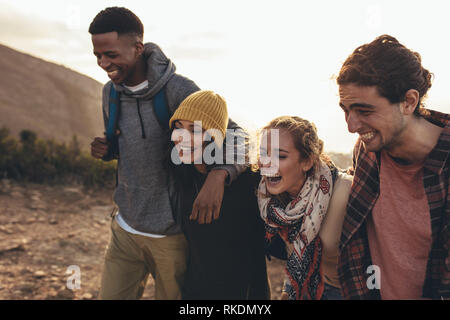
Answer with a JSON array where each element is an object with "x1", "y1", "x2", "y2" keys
[{"x1": 210, "y1": 165, "x2": 237, "y2": 186}]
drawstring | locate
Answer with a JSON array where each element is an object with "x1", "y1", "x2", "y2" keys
[{"x1": 136, "y1": 99, "x2": 146, "y2": 139}]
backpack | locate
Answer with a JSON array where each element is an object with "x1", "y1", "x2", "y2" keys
[{"x1": 104, "y1": 83, "x2": 171, "y2": 159}]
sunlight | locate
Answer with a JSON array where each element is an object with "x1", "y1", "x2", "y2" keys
[{"x1": 1, "y1": 0, "x2": 449, "y2": 153}]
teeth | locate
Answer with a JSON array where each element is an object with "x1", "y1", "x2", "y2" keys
[
  {"x1": 360, "y1": 132, "x2": 375, "y2": 141},
  {"x1": 107, "y1": 70, "x2": 119, "y2": 77},
  {"x1": 262, "y1": 173, "x2": 281, "y2": 178}
]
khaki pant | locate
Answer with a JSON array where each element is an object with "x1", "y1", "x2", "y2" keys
[{"x1": 99, "y1": 218, "x2": 188, "y2": 300}]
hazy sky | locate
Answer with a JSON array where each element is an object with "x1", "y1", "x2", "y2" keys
[{"x1": 1, "y1": 0, "x2": 450, "y2": 153}]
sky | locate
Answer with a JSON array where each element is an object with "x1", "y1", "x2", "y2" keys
[{"x1": 1, "y1": 0, "x2": 450, "y2": 153}]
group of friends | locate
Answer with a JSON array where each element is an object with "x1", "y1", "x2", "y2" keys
[{"x1": 89, "y1": 7, "x2": 449, "y2": 300}]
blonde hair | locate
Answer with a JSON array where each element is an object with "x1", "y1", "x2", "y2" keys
[{"x1": 255, "y1": 116, "x2": 332, "y2": 176}]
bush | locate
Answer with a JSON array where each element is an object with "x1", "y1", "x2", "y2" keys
[{"x1": 0, "y1": 127, "x2": 116, "y2": 187}]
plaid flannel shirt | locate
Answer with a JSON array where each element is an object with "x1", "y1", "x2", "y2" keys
[{"x1": 338, "y1": 109, "x2": 450, "y2": 299}]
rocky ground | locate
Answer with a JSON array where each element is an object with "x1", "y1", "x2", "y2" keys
[{"x1": 0, "y1": 179, "x2": 285, "y2": 300}]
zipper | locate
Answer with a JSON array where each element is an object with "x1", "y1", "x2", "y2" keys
[{"x1": 136, "y1": 98, "x2": 146, "y2": 139}]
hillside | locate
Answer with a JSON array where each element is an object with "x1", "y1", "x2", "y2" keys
[{"x1": 0, "y1": 43, "x2": 104, "y2": 150}]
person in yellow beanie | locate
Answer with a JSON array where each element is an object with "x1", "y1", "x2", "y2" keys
[
  {"x1": 169, "y1": 90, "x2": 229, "y2": 166},
  {"x1": 168, "y1": 90, "x2": 269, "y2": 300}
]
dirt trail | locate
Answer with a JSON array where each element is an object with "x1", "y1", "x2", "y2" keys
[{"x1": 0, "y1": 179, "x2": 285, "y2": 300}]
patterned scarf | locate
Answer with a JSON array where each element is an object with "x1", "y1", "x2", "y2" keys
[{"x1": 258, "y1": 161, "x2": 334, "y2": 300}]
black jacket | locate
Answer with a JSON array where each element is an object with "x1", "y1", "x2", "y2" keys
[{"x1": 175, "y1": 167, "x2": 269, "y2": 300}]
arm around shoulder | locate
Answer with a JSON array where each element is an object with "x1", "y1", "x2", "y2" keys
[{"x1": 319, "y1": 172, "x2": 353, "y2": 248}]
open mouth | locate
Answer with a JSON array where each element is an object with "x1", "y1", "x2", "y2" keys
[
  {"x1": 107, "y1": 69, "x2": 120, "y2": 80},
  {"x1": 359, "y1": 131, "x2": 375, "y2": 143},
  {"x1": 263, "y1": 173, "x2": 282, "y2": 185}
]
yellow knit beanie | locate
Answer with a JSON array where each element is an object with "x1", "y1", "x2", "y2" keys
[{"x1": 169, "y1": 90, "x2": 229, "y2": 146}]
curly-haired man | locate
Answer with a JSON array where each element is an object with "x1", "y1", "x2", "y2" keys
[{"x1": 337, "y1": 35, "x2": 449, "y2": 300}]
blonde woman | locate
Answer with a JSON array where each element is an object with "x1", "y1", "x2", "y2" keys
[{"x1": 257, "y1": 116, "x2": 352, "y2": 300}]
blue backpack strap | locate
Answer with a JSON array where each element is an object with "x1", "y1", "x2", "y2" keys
[
  {"x1": 106, "y1": 83, "x2": 169, "y2": 144},
  {"x1": 153, "y1": 86, "x2": 171, "y2": 130},
  {"x1": 102, "y1": 84, "x2": 121, "y2": 162},
  {"x1": 106, "y1": 84, "x2": 120, "y2": 142}
]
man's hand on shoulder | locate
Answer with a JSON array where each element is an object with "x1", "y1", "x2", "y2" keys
[{"x1": 190, "y1": 169, "x2": 228, "y2": 224}]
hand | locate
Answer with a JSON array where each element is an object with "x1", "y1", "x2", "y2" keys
[
  {"x1": 190, "y1": 169, "x2": 228, "y2": 224},
  {"x1": 280, "y1": 292, "x2": 289, "y2": 300},
  {"x1": 91, "y1": 136, "x2": 109, "y2": 159}
]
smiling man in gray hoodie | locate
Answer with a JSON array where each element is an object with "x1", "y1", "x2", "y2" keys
[{"x1": 89, "y1": 7, "x2": 246, "y2": 299}]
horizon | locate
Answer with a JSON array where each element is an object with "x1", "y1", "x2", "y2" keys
[{"x1": 1, "y1": 0, "x2": 450, "y2": 153}]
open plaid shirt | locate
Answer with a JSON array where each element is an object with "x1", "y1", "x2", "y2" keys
[{"x1": 338, "y1": 109, "x2": 450, "y2": 299}]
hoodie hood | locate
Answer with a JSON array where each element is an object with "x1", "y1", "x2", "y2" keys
[{"x1": 114, "y1": 42, "x2": 176, "y2": 99}]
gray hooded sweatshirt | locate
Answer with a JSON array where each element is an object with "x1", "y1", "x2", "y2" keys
[{"x1": 101, "y1": 43, "x2": 245, "y2": 235}]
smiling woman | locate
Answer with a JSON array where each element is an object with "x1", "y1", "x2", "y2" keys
[
  {"x1": 256, "y1": 116, "x2": 352, "y2": 300},
  {"x1": 168, "y1": 90, "x2": 270, "y2": 300}
]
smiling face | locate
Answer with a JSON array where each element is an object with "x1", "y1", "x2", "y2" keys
[
  {"x1": 339, "y1": 83, "x2": 407, "y2": 153},
  {"x1": 92, "y1": 31, "x2": 143, "y2": 85},
  {"x1": 259, "y1": 129, "x2": 313, "y2": 198},
  {"x1": 171, "y1": 120, "x2": 205, "y2": 164}
]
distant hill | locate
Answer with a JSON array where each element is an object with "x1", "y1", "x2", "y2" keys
[{"x1": 0, "y1": 43, "x2": 104, "y2": 150}]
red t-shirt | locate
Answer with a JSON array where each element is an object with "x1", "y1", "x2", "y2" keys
[{"x1": 367, "y1": 151, "x2": 432, "y2": 299}]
